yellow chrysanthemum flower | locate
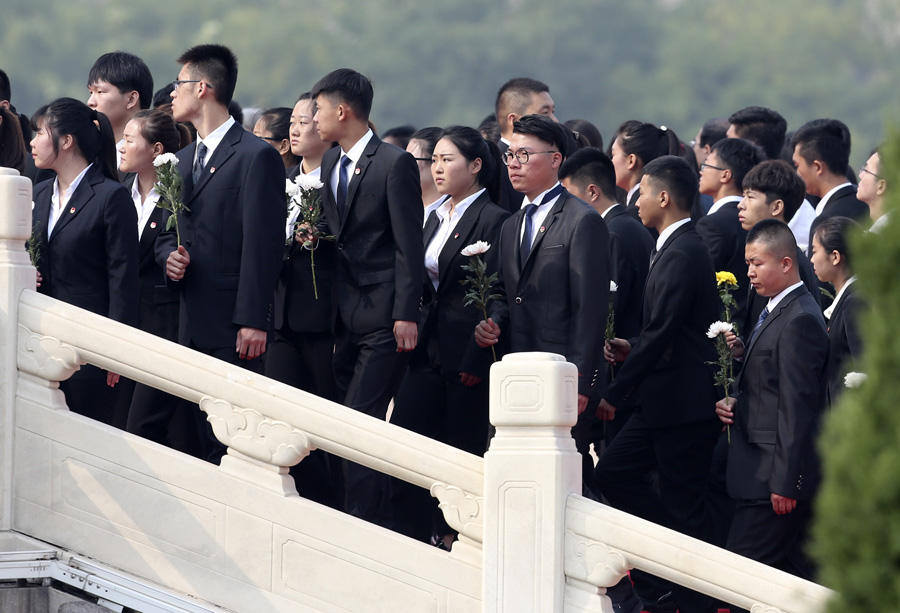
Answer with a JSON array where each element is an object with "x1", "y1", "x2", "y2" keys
[{"x1": 716, "y1": 271, "x2": 738, "y2": 287}]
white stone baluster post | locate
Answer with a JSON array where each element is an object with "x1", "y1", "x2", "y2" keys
[
  {"x1": 482, "y1": 352, "x2": 582, "y2": 613},
  {"x1": 0, "y1": 168, "x2": 34, "y2": 529}
]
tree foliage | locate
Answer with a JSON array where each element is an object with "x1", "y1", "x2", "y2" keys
[{"x1": 2, "y1": 0, "x2": 898, "y2": 166}]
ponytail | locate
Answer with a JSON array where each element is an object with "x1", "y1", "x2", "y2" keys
[{"x1": 93, "y1": 111, "x2": 119, "y2": 180}]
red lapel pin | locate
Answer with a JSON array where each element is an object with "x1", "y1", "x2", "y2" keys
[
  {"x1": 539, "y1": 226, "x2": 545, "y2": 232},
  {"x1": 454, "y1": 233, "x2": 459, "y2": 239},
  {"x1": 69, "y1": 207, "x2": 75, "y2": 214},
  {"x1": 150, "y1": 221, "x2": 157, "y2": 229},
  {"x1": 354, "y1": 167, "x2": 361, "y2": 175},
  {"x1": 210, "y1": 167, "x2": 216, "y2": 173}
]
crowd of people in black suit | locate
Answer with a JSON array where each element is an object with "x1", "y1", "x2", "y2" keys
[{"x1": 0, "y1": 47, "x2": 889, "y2": 613}]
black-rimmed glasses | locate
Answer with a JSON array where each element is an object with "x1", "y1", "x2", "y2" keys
[
  {"x1": 700, "y1": 162, "x2": 727, "y2": 172},
  {"x1": 172, "y1": 79, "x2": 213, "y2": 91},
  {"x1": 860, "y1": 165, "x2": 884, "y2": 180},
  {"x1": 502, "y1": 149, "x2": 558, "y2": 166}
]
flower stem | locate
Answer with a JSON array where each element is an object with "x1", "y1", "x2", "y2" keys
[
  {"x1": 481, "y1": 304, "x2": 497, "y2": 362},
  {"x1": 310, "y1": 247, "x2": 318, "y2": 300},
  {"x1": 175, "y1": 216, "x2": 181, "y2": 248}
]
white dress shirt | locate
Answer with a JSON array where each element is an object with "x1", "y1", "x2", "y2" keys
[
  {"x1": 707, "y1": 194, "x2": 742, "y2": 216},
  {"x1": 824, "y1": 276, "x2": 857, "y2": 320},
  {"x1": 130, "y1": 179, "x2": 160, "y2": 239},
  {"x1": 767, "y1": 280, "x2": 805, "y2": 312},
  {"x1": 655, "y1": 217, "x2": 691, "y2": 251},
  {"x1": 425, "y1": 189, "x2": 484, "y2": 290},
  {"x1": 194, "y1": 115, "x2": 236, "y2": 171},
  {"x1": 423, "y1": 196, "x2": 447, "y2": 227},
  {"x1": 788, "y1": 199, "x2": 817, "y2": 253},
  {"x1": 48, "y1": 163, "x2": 92, "y2": 236},
  {"x1": 815, "y1": 182, "x2": 853, "y2": 217}
]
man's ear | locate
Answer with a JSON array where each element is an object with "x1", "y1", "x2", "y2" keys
[{"x1": 770, "y1": 199, "x2": 785, "y2": 218}]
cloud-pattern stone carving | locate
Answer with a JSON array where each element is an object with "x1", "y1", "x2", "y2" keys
[
  {"x1": 17, "y1": 324, "x2": 82, "y2": 381},
  {"x1": 432, "y1": 482, "x2": 483, "y2": 542},
  {"x1": 565, "y1": 530, "x2": 630, "y2": 587},
  {"x1": 200, "y1": 396, "x2": 310, "y2": 466}
]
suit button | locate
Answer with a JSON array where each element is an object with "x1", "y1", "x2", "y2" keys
[
  {"x1": 185, "y1": 240, "x2": 192, "y2": 247},
  {"x1": 515, "y1": 297, "x2": 522, "y2": 304},
  {"x1": 337, "y1": 242, "x2": 344, "y2": 250}
]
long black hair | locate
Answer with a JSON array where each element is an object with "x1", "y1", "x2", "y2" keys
[{"x1": 31, "y1": 97, "x2": 118, "y2": 180}]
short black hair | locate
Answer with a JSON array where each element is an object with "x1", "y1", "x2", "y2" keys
[
  {"x1": 0, "y1": 69, "x2": 11, "y2": 102},
  {"x1": 565, "y1": 118, "x2": 603, "y2": 152},
  {"x1": 495, "y1": 77, "x2": 550, "y2": 119},
  {"x1": 310, "y1": 68, "x2": 374, "y2": 120},
  {"x1": 742, "y1": 159, "x2": 807, "y2": 222},
  {"x1": 558, "y1": 147, "x2": 617, "y2": 202},
  {"x1": 381, "y1": 124, "x2": 416, "y2": 149},
  {"x1": 642, "y1": 155, "x2": 698, "y2": 212},
  {"x1": 177, "y1": 44, "x2": 239, "y2": 106},
  {"x1": 746, "y1": 218, "x2": 796, "y2": 261},
  {"x1": 88, "y1": 51, "x2": 154, "y2": 110},
  {"x1": 698, "y1": 117, "x2": 729, "y2": 148},
  {"x1": 710, "y1": 138, "x2": 765, "y2": 191},
  {"x1": 814, "y1": 215, "x2": 860, "y2": 269},
  {"x1": 728, "y1": 106, "x2": 787, "y2": 160},
  {"x1": 409, "y1": 126, "x2": 443, "y2": 158},
  {"x1": 791, "y1": 118, "x2": 852, "y2": 177},
  {"x1": 512, "y1": 114, "x2": 569, "y2": 159}
]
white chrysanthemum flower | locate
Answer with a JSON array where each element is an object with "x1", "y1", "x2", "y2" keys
[
  {"x1": 844, "y1": 372, "x2": 868, "y2": 389},
  {"x1": 610, "y1": 281, "x2": 618, "y2": 292},
  {"x1": 286, "y1": 178, "x2": 301, "y2": 197},
  {"x1": 153, "y1": 152, "x2": 179, "y2": 168},
  {"x1": 706, "y1": 321, "x2": 733, "y2": 339},
  {"x1": 294, "y1": 174, "x2": 324, "y2": 191},
  {"x1": 460, "y1": 241, "x2": 491, "y2": 257}
]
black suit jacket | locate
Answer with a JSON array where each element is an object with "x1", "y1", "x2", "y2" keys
[
  {"x1": 695, "y1": 200, "x2": 749, "y2": 324},
  {"x1": 728, "y1": 285, "x2": 828, "y2": 501},
  {"x1": 320, "y1": 134, "x2": 424, "y2": 335},
  {"x1": 605, "y1": 221, "x2": 719, "y2": 427},
  {"x1": 33, "y1": 164, "x2": 139, "y2": 326},
  {"x1": 123, "y1": 175, "x2": 179, "y2": 341},
  {"x1": 497, "y1": 140, "x2": 524, "y2": 214},
  {"x1": 807, "y1": 184, "x2": 869, "y2": 255},
  {"x1": 490, "y1": 189, "x2": 610, "y2": 398},
  {"x1": 824, "y1": 283, "x2": 863, "y2": 407},
  {"x1": 155, "y1": 121, "x2": 285, "y2": 349},
  {"x1": 419, "y1": 191, "x2": 509, "y2": 378},
  {"x1": 604, "y1": 204, "x2": 653, "y2": 341}
]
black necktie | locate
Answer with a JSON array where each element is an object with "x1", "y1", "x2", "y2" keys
[
  {"x1": 193, "y1": 141, "x2": 207, "y2": 185},
  {"x1": 747, "y1": 306, "x2": 770, "y2": 348},
  {"x1": 649, "y1": 247, "x2": 658, "y2": 271},
  {"x1": 336, "y1": 155, "x2": 352, "y2": 219},
  {"x1": 519, "y1": 203, "x2": 539, "y2": 268}
]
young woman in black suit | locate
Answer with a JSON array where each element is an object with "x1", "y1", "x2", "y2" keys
[
  {"x1": 390, "y1": 126, "x2": 509, "y2": 545},
  {"x1": 30, "y1": 97, "x2": 139, "y2": 424},
  {"x1": 810, "y1": 216, "x2": 864, "y2": 407}
]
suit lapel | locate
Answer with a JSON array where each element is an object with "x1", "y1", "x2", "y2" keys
[
  {"x1": 423, "y1": 209, "x2": 440, "y2": 247},
  {"x1": 320, "y1": 148, "x2": 341, "y2": 235},
  {"x1": 49, "y1": 165, "x2": 100, "y2": 241},
  {"x1": 647, "y1": 221, "x2": 691, "y2": 278},
  {"x1": 519, "y1": 191, "x2": 568, "y2": 279},
  {"x1": 188, "y1": 126, "x2": 239, "y2": 203},
  {"x1": 744, "y1": 287, "x2": 805, "y2": 358},
  {"x1": 178, "y1": 144, "x2": 195, "y2": 201},
  {"x1": 437, "y1": 193, "x2": 488, "y2": 289},
  {"x1": 341, "y1": 135, "x2": 381, "y2": 228},
  {"x1": 139, "y1": 206, "x2": 165, "y2": 258}
]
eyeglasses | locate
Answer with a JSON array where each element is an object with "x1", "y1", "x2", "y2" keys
[
  {"x1": 860, "y1": 165, "x2": 883, "y2": 180},
  {"x1": 700, "y1": 162, "x2": 727, "y2": 172},
  {"x1": 414, "y1": 157, "x2": 432, "y2": 163},
  {"x1": 171, "y1": 79, "x2": 213, "y2": 91},
  {"x1": 502, "y1": 149, "x2": 558, "y2": 166},
  {"x1": 258, "y1": 136, "x2": 282, "y2": 142}
]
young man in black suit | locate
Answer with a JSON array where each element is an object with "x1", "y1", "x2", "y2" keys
[
  {"x1": 716, "y1": 220, "x2": 827, "y2": 589},
  {"x1": 311, "y1": 68, "x2": 424, "y2": 526},
  {"x1": 493, "y1": 78, "x2": 557, "y2": 212},
  {"x1": 558, "y1": 146, "x2": 653, "y2": 442},
  {"x1": 595, "y1": 156, "x2": 721, "y2": 613},
  {"x1": 697, "y1": 137, "x2": 764, "y2": 325},
  {"x1": 475, "y1": 114, "x2": 609, "y2": 416},
  {"x1": 158, "y1": 44, "x2": 285, "y2": 462},
  {"x1": 791, "y1": 118, "x2": 870, "y2": 251}
]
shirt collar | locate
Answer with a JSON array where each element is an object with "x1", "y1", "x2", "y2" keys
[
  {"x1": 601, "y1": 203, "x2": 622, "y2": 219},
  {"x1": 815, "y1": 182, "x2": 852, "y2": 216},
  {"x1": 655, "y1": 217, "x2": 691, "y2": 251},
  {"x1": 196, "y1": 115, "x2": 236, "y2": 161},
  {"x1": 626, "y1": 183, "x2": 640, "y2": 204},
  {"x1": 707, "y1": 194, "x2": 743, "y2": 216},
  {"x1": 522, "y1": 182, "x2": 562, "y2": 208},
  {"x1": 341, "y1": 129, "x2": 374, "y2": 164},
  {"x1": 823, "y1": 276, "x2": 857, "y2": 320},
  {"x1": 766, "y1": 280, "x2": 805, "y2": 311},
  {"x1": 437, "y1": 188, "x2": 484, "y2": 223},
  {"x1": 53, "y1": 163, "x2": 93, "y2": 205}
]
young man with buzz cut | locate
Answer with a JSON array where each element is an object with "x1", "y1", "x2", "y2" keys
[
  {"x1": 311, "y1": 68, "x2": 424, "y2": 527},
  {"x1": 716, "y1": 219, "x2": 827, "y2": 593},
  {"x1": 595, "y1": 155, "x2": 721, "y2": 613},
  {"x1": 87, "y1": 51, "x2": 154, "y2": 150},
  {"x1": 156, "y1": 44, "x2": 285, "y2": 463}
]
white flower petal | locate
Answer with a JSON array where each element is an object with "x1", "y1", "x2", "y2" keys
[
  {"x1": 153, "y1": 152, "x2": 179, "y2": 168},
  {"x1": 610, "y1": 281, "x2": 618, "y2": 292},
  {"x1": 844, "y1": 372, "x2": 868, "y2": 389},
  {"x1": 706, "y1": 321, "x2": 733, "y2": 339},
  {"x1": 460, "y1": 240, "x2": 491, "y2": 257}
]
